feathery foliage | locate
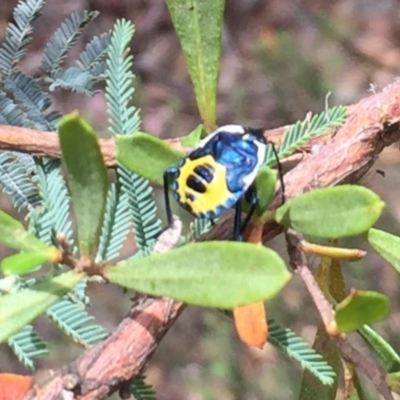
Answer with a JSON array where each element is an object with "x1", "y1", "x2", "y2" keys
[
  {"x1": 0, "y1": 0, "x2": 115, "y2": 368},
  {"x1": 4, "y1": 71, "x2": 60, "y2": 130},
  {"x1": 264, "y1": 105, "x2": 347, "y2": 167},
  {"x1": 47, "y1": 298, "x2": 107, "y2": 346},
  {"x1": 105, "y1": 20, "x2": 139, "y2": 135},
  {"x1": 34, "y1": 159, "x2": 73, "y2": 247},
  {"x1": 0, "y1": 152, "x2": 40, "y2": 212},
  {"x1": 0, "y1": 92, "x2": 26, "y2": 126},
  {"x1": 0, "y1": 0, "x2": 45, "y2": 77},
  {"x1": 104, "y1": 19, "x2": 159, "y2": 396},
  {"x1": 48, "y1": 67, "x2": 96, "y2": 95},
  {"x1": 268, "y1": 319, "x2": 336, "y2": 386},
  {"x1": 78, "y1": 32, "x2": 111, "y2": 76},
  {"x1": 188, "y1": 218, "x2": 213, "y2": 241},
  {"x1": 7, "y1": 325, "x2": 48, "y2": 370},
  {"x1": 105, "y1": 19, "x2": 161, "y2": 253},
  {"x1": 41, "y1": 10, "x2": 99, "y2": 73},
  {"x1": 130, "y1": 375, "x2": 157, "y2": 400},
  {"x1": 96, "y1": 183, "x2": 131, "y2": 263}
]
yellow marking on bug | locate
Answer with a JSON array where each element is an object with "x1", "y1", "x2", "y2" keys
[{"x1": 176, "y1": 155, "x2": 232, "y2": 215}]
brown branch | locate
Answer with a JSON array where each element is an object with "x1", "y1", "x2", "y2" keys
[
  {"x1": 29, "y1": 298, "x2": 185, "y2": 400},
  {"x1": 20, "y1": 80, "x2": 400, "y2": 398},
  {"x1": 0, "y1": 126, "x2": 190, "y2": 167}
]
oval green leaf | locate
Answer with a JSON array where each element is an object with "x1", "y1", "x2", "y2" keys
[
  {"x1": 275, "y1": 185, "x2": 384, "y2": 238},
  {"x1": 367, "y1": 228, "x2": 400, "y2": 274},
  {"x1": 335, "y1": 290, "x2": 390, "y2": 333},
  {"x1": 117, "y1": 132, "x2": 184, "y2": 186},
  {"x1": 58, "y1": 111, "x2": 109, "y2": 256},
  {"x1": 1, "y1": 252, "x2": 51, "y2": 275},
  {"x1": 0, "y1": 271, "x2": 84, "y2": 344},
  {"x1": 105, "y1": 241, "x2": 291, "y2": 308},
  {"x1": 166, "y1": 0, "x2": 224, "y2": 129},
  {"x1": 0, "y1": 209, "x2": 52, "y2": 253}
]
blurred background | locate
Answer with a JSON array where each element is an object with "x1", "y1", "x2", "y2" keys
[{"x1": 1, "y1": 0, "x2": 400, "y2": 399}]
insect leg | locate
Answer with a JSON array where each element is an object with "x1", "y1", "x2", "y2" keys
[
  {"x1": 233, "y1": 198, "x2": 242, "y2": 241},
  {"x1": 163, "y1": 168, "x2": 175, "y2": 227},
  {"x1": 269, "y1": 142, "x2": 286, "y2": 204},
  {"x1": 241, "y1": 185, "x2": 257, "y2": 234}
]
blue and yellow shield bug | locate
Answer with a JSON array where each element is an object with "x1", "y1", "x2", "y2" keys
[{"x1": 163, "y1": 124, "x2": 282, "y2": 240}]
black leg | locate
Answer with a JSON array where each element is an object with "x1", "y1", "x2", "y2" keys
[
  {"x1": 269, "y1": 142, "x2": 286, "y2": 205},
  {"x1": 163, "y1": 169, "x2": 173, "y2": 227},
  {"x1": 233, "y1": 198, "x2": 242, "y2": 241},
  {"x1": 241, "y1": 185, "x2": 257, "y2": 234}
]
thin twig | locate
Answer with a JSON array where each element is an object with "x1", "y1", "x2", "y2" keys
[{"x1": 285, "y1": 229, "x2": 394, "y2": 400}]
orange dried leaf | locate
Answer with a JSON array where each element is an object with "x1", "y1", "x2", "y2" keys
[
  {"x1": 0, "y1": 373, "x2": 32, "y2": 400},
  {"x1": 233, "y1": 301, "x2": 268, "y2": 348}
]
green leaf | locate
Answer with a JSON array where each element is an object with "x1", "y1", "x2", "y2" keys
[
  {"x1": 0, "y1": 209, "x2": 51, "y2": 253},
  {"x1": 0, "y1": 209, "x2": 61, "y2": 270},
  {"x1": 255, "y1": 167, "x2": 277, "y2": 215},
  {"x1": 105, "y1": 241, "x2": 290, "y2": 308},
  {"x1": 367, "y1": 228, "x2": 400, "y2": 274},
  {"x1": 275, "y1": 185, "x2": 384, "y2": 238},
  {"x1": 58, "y1": 111, "x2": 109, "y2": 256},
  {"x1": 117, "y1": 132, "x2": 184, "y2": 186},
  {"x1": 1, "y1": 252, "x2": 50, "y2": 275},
  {"x1": 181, "y1": 124, "x2": 204, "y2": 147},
  {"x1": 335, "y1": 290, "x2": 390, "y2": 332},
  {"x1": 358, "y1": 325, "x2": 400, "y2": 373},
  {"x1": 166, "y1": 0, "x2": 224, "y2": 129},
  {"x1": 0, "y1": 271, "x2": 84, "y2": 344}
]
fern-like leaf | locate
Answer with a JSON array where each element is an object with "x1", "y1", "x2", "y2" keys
[
  {"x1": 106, "y1": 19, "x2": 140, "y2": 135},
  {"x1": 0, "y1": 92, "x2": 26, "y2": 126},
  {"x1": 7, "y1": 325, "x2": 48, "y2": 370},
  {"x1": 47, "y1": 298, "x2": 107, "y2": 346},
  {"x1": 119, "y1": 166, "x2": 161, "y2": 252},
  {"x1": 130, "y1": 375, "x2": 157, "y2": 400},
  {"x1": 48, "y1": 67, "x2": 95, "y2": 95},
  {"x1": 187, "y1": 218, "x2": 213, "y2": 241},
  {"x1": 264, "y1": 105, "x2": 347, "y2": 167},
  {"x1": 96, "y1": 184, "x2": 131, "y2": 263},
  {"x1": 0, "y1": 0, "x2": 45, "y2": 77},
  {"x1": 78, "y1": 32, "x2": 110, "y2": 75},
  {"x1": 268, "y1": 319, "x2": 336, "y2": 386},
  {"x1": 35, "y1": 159, "x2": 74, "y2": 248},
  {"x1": 67, "y1": 279, "x2": 90, "y2": 306},
  {"x1": 41, "y1": 10, "x2": 99, "y2": 73},
  {"x1": 106, "y1": 19, "x2": 160, "y2": 252},
  {"x1": 0, "y1": 152, "x2": 40, "y2": 212},
  {"x1": 4, "y1": 71, "x2": 56, "y2": 130}
]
